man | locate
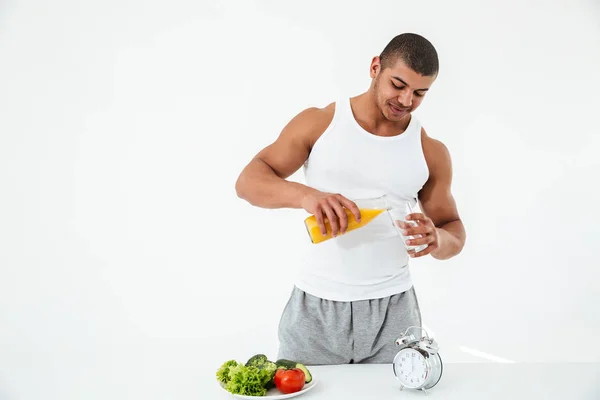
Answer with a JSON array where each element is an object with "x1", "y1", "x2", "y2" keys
[{"x1": 235, "y1": 33, "x2": 466, "y2": 365}]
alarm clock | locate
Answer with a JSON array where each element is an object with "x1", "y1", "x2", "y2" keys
[{"x1": 392, "y1": 326, "x2": 443, "y2": 393}]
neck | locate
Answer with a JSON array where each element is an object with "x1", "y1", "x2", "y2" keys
[{"x1": 351, "y1": 90, "x2": 411, "y2": 137}]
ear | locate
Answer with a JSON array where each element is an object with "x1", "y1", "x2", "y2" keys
[{"x1": 370, "y1": 56, "x2": 381, "y2": 79}]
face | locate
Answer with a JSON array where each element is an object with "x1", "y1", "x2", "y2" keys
[{"x1": 370, "y1": 57, "x2": 437, "y2": 122}]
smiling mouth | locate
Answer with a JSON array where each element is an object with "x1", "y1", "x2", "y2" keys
[{"x1": 389, "y1": 103, "x2": 408, "y2": 114}]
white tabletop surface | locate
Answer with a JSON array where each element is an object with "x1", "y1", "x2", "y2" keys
[{"x1": 211, "y1": 363, "x2": 600, "y2": 400}]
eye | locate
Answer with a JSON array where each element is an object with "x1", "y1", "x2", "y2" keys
[
  {"x1": 392, "y1": 83, "x2": 404, "y2": 90},
  {"x1": 414, "y1": 92, "x2": 425, "y2": 97}
]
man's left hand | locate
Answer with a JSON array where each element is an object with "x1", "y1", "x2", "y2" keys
[{"x1": 396, "y1": 213, "x2": 440, "y2": 258}]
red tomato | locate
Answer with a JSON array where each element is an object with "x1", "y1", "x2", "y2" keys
[{"x1": 274, "y1": 368, "x2": 305, "y2": 394}]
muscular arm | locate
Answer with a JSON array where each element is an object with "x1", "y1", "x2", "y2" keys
[
  {"x1": 235, "y1": 105, "x2": 334, "y2": 209},
  {"x1": 418, "y1": 129, "x2": 466, "y2": 260}
]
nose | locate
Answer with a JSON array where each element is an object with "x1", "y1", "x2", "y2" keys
[{"x1": 397, "y1": 89, "x2": 413, "y2": 108}]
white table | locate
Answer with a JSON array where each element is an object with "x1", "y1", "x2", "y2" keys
[{"x1": 212, "y1": 363, "x2": 600, "y2": 400}]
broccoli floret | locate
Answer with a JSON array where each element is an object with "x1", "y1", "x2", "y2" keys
[
  {"x1": 246, "y1": 354, "x2": 277, "y2": 374},
  {"x1": 245, "y1": 354, "x2": 269, "y2": 368},
  {"x1": 246, "y1": 354, "x2": 278, "y2": 388},
  {"x1": 216, "y1": 360, "x2": 239, "y2": 384},
  {"x1": 259, "y1": 361, "x2": 277, "y2": 389}
]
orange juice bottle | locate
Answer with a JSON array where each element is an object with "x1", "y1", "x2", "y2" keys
[{"x1": 304, "y1": 208, "x2": 385, "y2": 244}]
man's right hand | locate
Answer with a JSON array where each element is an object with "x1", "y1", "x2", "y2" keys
[{"x1": 301, "y1": 192, "x2": 361, "y2": 237}]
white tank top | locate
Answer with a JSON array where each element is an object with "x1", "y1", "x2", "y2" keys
[{"x1": 293, "y1": 97, "x2": 430, "y2": 301}]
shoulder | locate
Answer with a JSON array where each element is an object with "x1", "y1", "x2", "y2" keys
[
  {"x1": 284, "y1": 102, "x2": 336, "y2": 147},
  {"x1": 420, "y1": 127, "x2": 452, "y2": 175}
]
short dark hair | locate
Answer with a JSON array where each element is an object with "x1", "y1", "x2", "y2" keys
[{"x1": 379, "y1": 33, "x2": 439, "y2": 76}]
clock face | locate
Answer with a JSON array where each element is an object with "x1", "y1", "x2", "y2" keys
[{"x1": 394, "y1": 348, "x2": 428, "y2": 388}]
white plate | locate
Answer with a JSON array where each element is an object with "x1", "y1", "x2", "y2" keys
[{"x1": 218, "y1": 376, "x2": 318, "y2": 399}]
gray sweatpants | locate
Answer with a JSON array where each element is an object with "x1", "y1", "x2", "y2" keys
[{"x1": 276, "y1": 285, "x2": 422, "y2": 365}]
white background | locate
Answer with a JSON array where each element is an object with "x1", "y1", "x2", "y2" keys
[{"x1": 1, "y1": 0, "x2": 599, "y2": 399}]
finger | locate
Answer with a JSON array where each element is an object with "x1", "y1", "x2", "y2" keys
[
  {"x1": 405, "y1": 234, "x2": 436, "y2": 247},
  {"x1": 328, "y1": 197, "x2": 348, "y2": 234},
  {"x1": 395, "y1": 220, "x2": 411, "y2": 229},
  {"x1": 314, "y1": 206, "x2": 327, "y2": 236},
  {"x1": 408, "y1": 243, "x2": 438, "y2": 258},
  {"x1": 415, "y1": 218, "x2": 434, "y2": 229},
  {"x1": 322, "y1": 203, "x2": 339, "y2": 237},
  {"x1": 337, "y1": 195, "x2": 361, "y2": 222},
  {"x1": 397, "y1": 223, "x2": 433, "y2": 237},
  {"x1": 406, "y1": 212, "x2": 425, "y2": 222}
]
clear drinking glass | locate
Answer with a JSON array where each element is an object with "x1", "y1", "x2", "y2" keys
[{"x1": 387, "y1": 201, "x2": 428, "y2": 253}]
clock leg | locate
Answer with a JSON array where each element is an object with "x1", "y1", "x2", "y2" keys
[
  {"x1": 421, "y1": 387, "x2": 429, "y2": 396},
  {"x1": 399, "y1": 385, "x2": 404, "y2": 391}
]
